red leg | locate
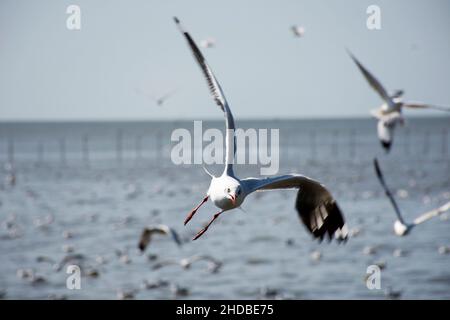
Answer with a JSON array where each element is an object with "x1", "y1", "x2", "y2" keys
[
  {"x1": 192, "y1": 210, "x2": 224, "y2": 241},
  {"x1": 184, "y1": 196, "x2": 209, "y2": 225}
]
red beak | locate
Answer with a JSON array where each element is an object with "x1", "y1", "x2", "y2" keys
[{"x1": 229, "y1": 194, "x2": 236, "y2": 205}]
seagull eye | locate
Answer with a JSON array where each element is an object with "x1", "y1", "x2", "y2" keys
[{"x1": 226, "y1": 188, "x2": 231, "y2": 193}]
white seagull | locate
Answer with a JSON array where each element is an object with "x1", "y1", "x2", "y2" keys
[
  {"x1": 138, "y1": 224, "x2": 182, "y2": 252},
  {"x1": 152, "y1": 254, "x2": 222, "y2": 273},
  {"x1": 348, "y1": 51, "x2": 450, "y2": 152},
  {"x1": 200, "y1": 38, "x2": 216, "y2": 48},
  {"x1": 174, "y1": 17, "x2": 348, "y2": 242},
  {"x1": 291, "y1": 25, "x2": 305, "y2": 37},
  {"x1": 374, "y1": 158, "x2": 450, "y2": 236}
]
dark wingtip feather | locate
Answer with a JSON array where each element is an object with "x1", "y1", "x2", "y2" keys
[
  {"x1": 345, "y1": 47, "x2": 354, "y2": 59},
  {"x1": 297, "y1": 196, "x2": 347, "y2": 243},
  {"x1": 381, "y1": 140, "x2": 391, "y2": 152},
  {"x1": 373, "y1": 158, "x2": 382, "y2": 179},
  {"x1": 170, "y1": 229, "x2": 182, "y2": 247}
]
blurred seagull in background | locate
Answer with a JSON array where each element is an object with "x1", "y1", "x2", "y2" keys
[
  {"x1": 200, "y1": 37, "x2": 216, "y2": 48},
  {"x1": 348, "y1": 51, "x2": 450, "y2": 152},
  {"x1": 136, "y1": 88, "x2": 177, "y2": 107},
  {"x1": 174, "y1": 17, "x2": 348, "y2": 242},
  {"x1": 374, "y1": 158, "x2": 450, "y2": 236},
  {"x1": 291, "y1": 25, "x2": 305, "y2": 37},
  {"x1": 138, "y1": 224, "x2": 182, "y2": 252},
  {"x1": 152, "y1": 254, "x2": 222, "y2": 273}
]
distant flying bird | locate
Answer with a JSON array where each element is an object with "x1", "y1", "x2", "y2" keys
[
  {"x1": 115, "y1": 249, "x2": 132, "y2": 264},
  {"x1": 200, "y1": 38, "x2": 216, "y2": 48},
  {"x1": 174, "y1": 17, "x2": 348, "y2": 242},
  {"x1": 348, "y1": 51, "x2": 450, "y2": 152},
  {"x1": 138, "y1": 225, "x2": 182, "y2": 252},
  {"x1": 291, "y1": 25, "x2": 305, "y2": 37},
  {"x1": 53, "y1": 253, "x2": 86, "y2": 272},
  {"x1": 152, "y1": 255, "x2": 222, "y2": 273},
  {"x1": 5, "y1": 172, "x2": 16, "y2": 187},
  {"x1": 374, "y1": 158, "x2": 450, "y2": 236},
  {"x1": 136, "y1": 88, "x2": 177, "y2": 107},
  {"x1": 384, "y1": 286, "x2": 402, "y2": 300}
]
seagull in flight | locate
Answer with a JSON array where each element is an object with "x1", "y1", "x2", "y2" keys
[
  {"x1": 138, "y1": 224, "x2": 182, "y2": 252},
  {"x1": 152, "y1": 254, "x2": 222, "y2": 273},
  {"x1": 291, "y1": 25, "x2": 305, "y2": 37},
  {"x1": 200, "y1": 38, "x2": 216, "y2": 48},
  {"x1": 348, "y1": 51, "x2": 450, "y2": 152},
  {"x1": 136, "y1": 88, "x2": 177, "y2": 107},
  {"x1": 174, "y1": 17, "x2": 348, "y2": 242},
  {"x1": 373, "y1": 158, "x2": 450, "y2": 236}
]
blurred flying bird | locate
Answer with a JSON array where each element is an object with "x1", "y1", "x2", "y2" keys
[
  {"x1": 116, "y1": 288, "x2": 138, "y2": 300},
  {"x1": 310, "y1": 250, "x2": 322, "y2": 262},
  {"x1": 362, "y1": 245, "x2": 377, "y2": 256},
  {"x1": 54, "y1": 253, "x2": 86, "y2": 271},
  {"x1": 170, "y1": 283, "x2": 190, "y2": 297},
  {"x1": 138, "y1": 224, "x2": 182, "y2": 252},
  {"x1": 136, "y1": 88, "x2": 177, "y2": 107},
  {"x1": 374, "y1": 158, "x2": 450, "y2": 236},
  {"x1": 115, "y1": 249, "x2": 132, "y2": 264},
  {"x1": 438, "y1": 245, "x2": 450, "y2": 255},
  {"x1": 291, "y1": 25, "x2": 305, "y2": 37},
  {"x1": 152, "y1": 254, "x2": 222, "y2": 273},
  {"x1": 348, "y1": 51, "x2": 450, "y2": 152},
  {"x1": 384, "y1": 287, "x2": 402, "y2": 300},
  {"x1": 174, "y1": 17, "x2": 348, "y2": 242},
  {"x1": 140, "y1": 279, "x2": 170, "y2": 290},
  {"x1": 200, "y1": 38, "x2": 216, "y2": 48}
]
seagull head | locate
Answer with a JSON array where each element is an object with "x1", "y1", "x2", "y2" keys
[
  {"x1": 224, "y1": 184, "x2": 242, "y2": 207},
  {"x1": 213, "y1": 175, "x2": 244, "y2": 209}
]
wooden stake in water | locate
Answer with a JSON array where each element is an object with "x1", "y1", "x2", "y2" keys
[
  {"x1": 332, "y1": 130, "x2": 339, "y2": 158},
  {"x1": 404, "y1": 128, "x2": 410, "y2": 155},
  {"x1": 7, "y1": 137, "x2": 14, "y2": 166},
  {"x1": 59, "y1": 137, "x2": 66, "y2": 166},
  {"x1": 116, "y1": 129, "x2": 123, "y2": 165},
  {"x1": 443, "y1": 128, "x2": 448, "y2": 160},
  {"x1": 135, "y1": 134, "x2": 142, "y2": 161},
  {"x1": 156, "y1": 130, "x2": 162, "y2": 161},
  {"x1": 310, "y1": 131, "x2": 316, "y2": 162},
  {"x1": 37, "y1": 141, "x2": 44, "y2": 165},
  {"x1": 423, "y1": 130, "x2": 430, "y2": 158},
  {"x1": 349, "y1": 129, "x2": 356, "y2": 159},
  {"x1": 82, "y1": 134, "x2": 90, "y2": 167}
]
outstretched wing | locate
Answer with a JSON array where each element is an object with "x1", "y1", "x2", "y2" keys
[
  {"x1": 155, "y1": 224, "x2": 182, "y2": 247},
  {"x1": 138, "y1": 225, "x2": 182, "y2": 252},
  {"x1": 152, "y1": 259, "x2": 180, "y2": 270},
  {"x1": 167, "y1": 227, "x2": 182, "y2": 246},
  {"x1": 187, "y1": 254, "x2": 219, "y2": 264},
  {"x1": 373, "y1": 158, "x2": 406, "y2": 224},
  {"x1": 174, "y1": 17, "x2": 236, "y2": 175},
  {"x1": 347, "y1": 50, "x2": 394, "y2": 110},
  {"x1": 241, "y1": 175, "x2": 348, "y2": 242},
  {"x1": 157, "y1": 89, "x2": 177, "y2": 104},
  {"x1": 402, "y1": 101, "x2": 450, "y2": 112},
  {"x1": 138, "y1": 228, "x2": 154, "y2": 252},
  {"x1": 413, "y1": 201, "x2": 450, "y2": 225}
]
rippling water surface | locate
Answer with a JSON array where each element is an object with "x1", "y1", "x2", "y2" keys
[{"x1": 0, "y1": 118, "x2": 449, "y2": 299}]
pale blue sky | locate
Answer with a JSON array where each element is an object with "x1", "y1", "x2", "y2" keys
[{"x1": 0, "y1": 0, "x2": 449, "y2": 120}]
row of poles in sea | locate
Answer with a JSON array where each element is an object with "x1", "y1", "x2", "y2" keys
[{"x1": 1, "y1": 128, "x2": 449, "y2": 167}]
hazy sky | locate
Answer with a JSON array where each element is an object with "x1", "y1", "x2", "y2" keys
[{"x1": 1, "y1": 0, "x2": 449, "y2": 121}]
